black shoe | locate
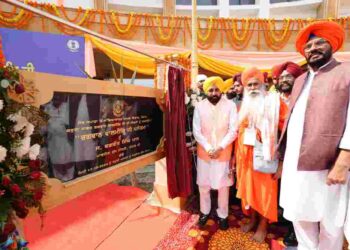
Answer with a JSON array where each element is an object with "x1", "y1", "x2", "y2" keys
[
  {"x1": 283, "y1": 229, "x2": 298, "y2": 247},
  {"x1": 218, "y1": 217, "x2": 229, "y2": 231},
  {"x1": 198, "y1": 213, "x2": 209, "y2": 228}
]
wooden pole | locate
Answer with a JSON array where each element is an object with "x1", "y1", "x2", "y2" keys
[{"x1": 191, "y1": 0, "x2": 198, "y2": 89}]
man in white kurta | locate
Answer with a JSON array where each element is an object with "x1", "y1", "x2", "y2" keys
[
  {"x1": 280, "y1": 21, "x2": 350, "y2": 250},
  {"x1": 193, "y1": 76, "x2": 238, "y2": 230}
]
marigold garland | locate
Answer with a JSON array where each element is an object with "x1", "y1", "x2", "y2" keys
[
  {"x1": 42, "y1": 4, "x2": 95, "y2": 36},
  {"x1": 267, "y1": 18, "x2": 292, "y2": 43},
  {"x1": 0, "y1": 2, "x2": 349, "y2": 50},
  {"x1": 0, "y1": 35, "x2": 5, "y2": 66},
  {"x1": 0, "y1": 4, "x2": 18, "y2": 18},
  {"x1": 59, "y1": 5, "x2": 83, "y2": 23},
  {"x1": 0, "y1": 0, "x2": 33, "y2": 29},
  {"x1": 51, "y1": 4, "x2": 90, "y2": 26},
  {"x1": 197, "y1": 16, "x2": 214, "y2": 42},
  {"x1": 110, "y1": 11, "x2": 135, "y2": 34},
  {"x1": 232, "y1": 18, "x2": 252, "y2": 42},
  {"x1": 221, "y1": 18, "x2": 256, "y2": 50},
  {"x1": 0, "y1": 0, "x2": 28, "y2": 23},
  {"x1": 184, "y1": 17, "x2": 218, "y2": 50},
  {"x1": 105, "y1": 11, "x2": 141, "y2": 39},
  {"x1": 147, "y1": 15, "x2": 182, "y2": 45},
  {"x1": 156, "y1": 15, "x2": 175, "y2": 41},
  {"x1": 260, "y1": 19, "x2": 295, "y2": 51}
]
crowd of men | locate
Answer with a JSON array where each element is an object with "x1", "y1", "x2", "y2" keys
[{"x1": 190, "y1": 20, "x2": 350, "y2": 250}]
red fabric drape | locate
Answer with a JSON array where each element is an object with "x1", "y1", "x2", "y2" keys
[{"x1": 165, "y1": 66, "x2": 192, "y2": 198}]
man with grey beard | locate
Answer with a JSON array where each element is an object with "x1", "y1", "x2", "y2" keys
[{"x1": 235, "y1": 67, "x2": 288, "y2": 243}]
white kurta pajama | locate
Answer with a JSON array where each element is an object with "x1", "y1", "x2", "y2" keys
[
  {"x1": 193, "y1": 98, "x2": 238, "y2": 218},
  {"x1": 280, "y1": 65, "x2": 350, "y2": 250}
]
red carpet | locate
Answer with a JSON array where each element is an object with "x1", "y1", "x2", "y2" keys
[{"x1": 23, "y1": 184, "x2": 178, "y2": 250}]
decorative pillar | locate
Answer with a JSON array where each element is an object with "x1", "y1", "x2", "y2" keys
[
  {"x1": 219, "y1": 0, "x2": 230, "y2": 18},
  {"x1": 163, "y1": 0, "x2": 176, "y2": 16},
  {"x1": 94, "y1": 0, "x2": 108, "y2": 10},
  {"x1": 191, "y1": 0, "x2": 198, "y2": 89},
  {"x1": 322, "y1": 0, "x2": 340, "y2": 18},
  {"x1": 258, "y1": 0, "x2": 270, "y2": 18}
]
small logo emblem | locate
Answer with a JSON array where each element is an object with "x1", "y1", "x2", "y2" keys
[
  {"x1": 67, "y1": 40, "x2": 80, "y2": 52},
  {"x1": 113, "y1": 101, "x2": 124, "y2": 117}
]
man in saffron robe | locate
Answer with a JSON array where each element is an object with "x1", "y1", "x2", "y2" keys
[
  {"x1": 193, "y1": 76, "x2": 238, "y2": 230},
  {"x1": 279, "y1": 21, "x2": 350, "y2": 250},
  {"x1": 235, "y1": 67, "x2": 287, "y2": 242}
]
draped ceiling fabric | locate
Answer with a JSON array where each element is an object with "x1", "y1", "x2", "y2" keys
[{"x1": 85, "y1": 35, "x2": 350, "y2": 77}]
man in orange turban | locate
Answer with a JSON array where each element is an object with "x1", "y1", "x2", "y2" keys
[
  {"x1": 279, "y1": 21, "x2": 350, "y2": 250},
  {"x1": 235, "y1": 67, "x2": 287, "y2": 242},
  {"x1": 273, "y1": 61, "x2": 304, "y2": 105},
  {"x1": 295, "y1": 21, "x2": 344, "y2": 57}
]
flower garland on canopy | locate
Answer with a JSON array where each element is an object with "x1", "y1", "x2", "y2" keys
[
  {"x1": 42, "y1": 3, "x2": 95, "y2": 36},
  {"x1": 261, "y1": 18, "x2": 295, "y2": 51},
  {"x1": 221, "y1": 18, "x2": 256, "y2": 50},
  {"x1": 147, "y1": 14, "x2": 183, "y2": 46},
  {"x1": 0, "y1": 2, "x2": 349, "y2": 50},
  {"x1": 184, "y1": 16, "x2": 219, "y2": 50},
  {"x1": 105, "y1": 11, "x2": 142, "y2": 40},
  {"x1": 0, "y1": 37, "x2": 48, "y2": 249},
  {"x1": 0, "y1": 0, "x2": 33, "y2": 29}
]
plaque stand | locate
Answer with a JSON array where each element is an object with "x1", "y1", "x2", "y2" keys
[{"x1": 147, "y1": 158, "x2": 186, "y2": 213}]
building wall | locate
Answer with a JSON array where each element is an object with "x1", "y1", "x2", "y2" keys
[
  {"x1": 34, "y1": 0, "x2": 94, "y2": 9},
  {"x1": 339, "y1": 0, "x2": 350, "y2": 17},
  {"x1": 33, "y1": 0, "x2": 350, "y2": 18}
]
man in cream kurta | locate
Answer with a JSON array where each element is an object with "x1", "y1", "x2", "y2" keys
[
  {"x1": 280, "y1": 60, "x2": 350, "y2": 250},
  {"x1": 193, "y1": 76, "x2": 238, "y2": 230},
  {"x1": 279, "y1": 21, "x2": 350, "y2": 250}
]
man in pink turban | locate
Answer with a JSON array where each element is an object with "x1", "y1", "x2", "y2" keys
[
  {"x1": 269, "y1": 61, "x2": 304, "y2": 247},
  {"x1": 273, "y1": 61, "x2": 304, "y2": 105}
]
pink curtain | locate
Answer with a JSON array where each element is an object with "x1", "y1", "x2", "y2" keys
[{"x1": 165, "y1": 66, "x2": 192, "y2": 198}]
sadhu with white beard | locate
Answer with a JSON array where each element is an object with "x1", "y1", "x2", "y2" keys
[{"x1": 235, "y1": 67, "x2": 288, "y2": 242}]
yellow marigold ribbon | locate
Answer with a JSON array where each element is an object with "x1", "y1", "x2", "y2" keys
[
  {"x1": 0, "y1": 0, "x2": 28, "y2": 23},
  {"x1": 198, "y1": 16, "x2": 213, "y2": 42},
  {"x1": 111, "y1": 11, "x2": 135, "y2": 34}
]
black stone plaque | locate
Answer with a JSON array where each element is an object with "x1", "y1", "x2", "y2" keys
[{"x1": 40, "y1": 92, "x2": 163, "y2": 182}]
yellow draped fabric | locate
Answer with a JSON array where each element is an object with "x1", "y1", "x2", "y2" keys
[
  {"x1": 198, "y1": 53, "x2": 245, "y2": 76},
  {"x1": 85, "y1": 34, "x2": 305, "y2": 77},
  {"x1": 85, "y1": 35, "x2": 157, "y2": 75}
]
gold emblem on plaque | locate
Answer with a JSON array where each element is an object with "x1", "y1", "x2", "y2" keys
[{"x1": 112, "y1": 101, "x2": 124, "y2": 117}]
